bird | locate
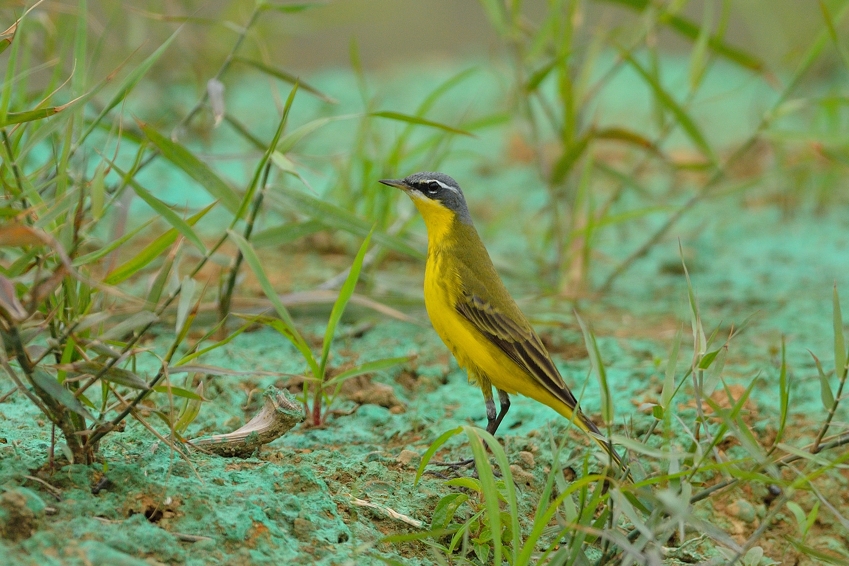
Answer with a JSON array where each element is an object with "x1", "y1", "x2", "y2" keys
[{"x1": 380, "y1": 172, "x2": 627, "y2": 475}]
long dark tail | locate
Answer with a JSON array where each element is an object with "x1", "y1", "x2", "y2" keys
[{"x1": 574, "y1": 410, "x2": 632, "y2": 482}]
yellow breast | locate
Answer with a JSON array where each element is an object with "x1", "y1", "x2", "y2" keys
[
  {"x1": 423, "y1": 248, "x2": 523, "y2": 395},
  {"x1": 414, "y1": 191, "x2": 531, "y2": 397}
]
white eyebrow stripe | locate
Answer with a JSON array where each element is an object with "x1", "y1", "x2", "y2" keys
[{"x1": 425, "y1": 179, "x2": 458, "y2": 194}]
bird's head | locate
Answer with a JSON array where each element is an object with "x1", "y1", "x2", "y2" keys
[{"x1": 379, "y1": 172, "x2": 472, "y2": 231}]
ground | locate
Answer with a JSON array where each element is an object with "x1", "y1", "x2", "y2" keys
[
  {"x1": 3, "y1": 201, "x2": 849, "y2": 564},
  {"x1": 2, "y1": 61, "x2": 849, "y2": 564}
]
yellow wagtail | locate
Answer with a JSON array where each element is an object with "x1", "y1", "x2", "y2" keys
[{"x1": 380, "y1": 172, "x2": 626, "y2": 473}]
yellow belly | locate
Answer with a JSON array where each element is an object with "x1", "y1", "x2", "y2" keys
[
  {"x1": 424, "y1": 251, "x2": 524, "y2": 396},
  {"x1": 422, "y1": 248, "x2": 589, "y2": 434}
]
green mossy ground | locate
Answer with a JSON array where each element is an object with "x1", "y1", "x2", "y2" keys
[{"x1": 2, "y1": 60, "x2": 848, "y2": 564}]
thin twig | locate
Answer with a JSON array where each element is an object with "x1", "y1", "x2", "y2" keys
[
  {"x1": 0, "y1": 387, "x2": 17, "y2": 403},
  {"x1": 219, "y1": 163, "x2": 270, "y2": 325},
  {"x1": 346, "y1": 495, "x2": 423, "y2": 528},
  {"x1": 23, "y1": 475, "x2": 62, "y2": 501},
  {"x1": 813, "y1": 365, "x2": 848, "y2": 452}
]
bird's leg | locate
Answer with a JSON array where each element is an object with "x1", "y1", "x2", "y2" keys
[
  {"x1": 488, "y1": 389, "x2": 511, "y2": 435},
  {"x1": 484, "y1": 392, "x2": 497, "y2": 435}
]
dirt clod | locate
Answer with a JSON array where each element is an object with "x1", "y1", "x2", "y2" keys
[
  {"x1": 516, "y1": 451, "x2": 535, "y2": 470},
  {"x1": 0, "y1": 488, "x2": 45, "y2": 542},
  {"x1": 397, "y1": 449, "x2": 420, "y2": 467},
  {"x1": 342, "y1": 375, "x2": 405, "y2": 411}
]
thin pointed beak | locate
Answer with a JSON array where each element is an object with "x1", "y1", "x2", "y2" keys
[{"x1": 379, "y1": 178, "x2": 408, "y2": 191}]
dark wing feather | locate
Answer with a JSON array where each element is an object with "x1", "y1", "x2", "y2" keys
[{"x1": 456, "y1": 292, "x2": 583, "y2": 416}]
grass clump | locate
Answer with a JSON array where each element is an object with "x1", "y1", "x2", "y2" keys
[{"x1": 384, "y1": 267, "x2": 849, "y2": 565}]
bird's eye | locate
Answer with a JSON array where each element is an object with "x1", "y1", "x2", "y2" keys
[{"x1": 426, "y1": 181, "x2": 440, "y2": 194}]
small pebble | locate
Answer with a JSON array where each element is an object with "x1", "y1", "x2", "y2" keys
[{"x1": 397, "y1": 449, "x2": 420, "y2": 467}]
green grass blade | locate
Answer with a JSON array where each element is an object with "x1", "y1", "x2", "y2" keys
[
  {"x1": 463, "y1": 427, "x2": 501, "y2": 566},
  {"x1": 258, "y1": 2, "x2": 323, "y2": 14},
  {"x1": 232, "y1": 56, "x2": 336, "y2": 103},
  {"x1": 477, "y1": 428, "x2": 520, "y2": 565},
  {"x1": 598, "y1": 0, "x2": 764, "y2": 72},
  {"x1": 104, "y1": 202, "x2": 214, "y2": 285},
  {"x1": 808, "y1": 350, "x2": 835, "y2": 410},
  {"x1": 174, "y1": 323, "x2": 250, "y2": 367},
  {"x1": 525, "y1": 55, "x2": 565, "y2": 93},
  {"x1": 62, "y1": 361, "x2": 149, "y2": 390},
  {"x1": 0, "y1": 105, "x2": 66, "y2": 127},
  {"x1": 551, "y1": 131, "x2": 591, "y2": 184},
  {"x1": 387, "y1": 68, "x2": 477, "y2": 164},
  {"x1": 0, "y1": 9, "x2": 22, "y2": 121},
  {"x1": 819, "y1": 0, "x2": 849, "y2": 70},
  {"x1": 276, "y1": 114, "x2": 358, "y2": 155},
  {"x1": 72, "y1": 0, "x2": 87, "y2": 97},
  {"x1": 237, "y1": 83, "x2": 299, "y2": 222},
  {"x1": 272, "y1": 186, "x2": 423, "y2": 258},
  {"x1": 370, "y1": 111, "x2": 474, "y2": 137},
  {"x1": 90, "y1": 163, "x2": 105, "y2": 220},
  {"x1": 703, "y1": 344, "x2": 727, "y2": 397},
  {"x1": 415, "y1": 426, "x2": 463, "y2": 484},
  {"x1": 478, "y1": 0, "x2": 507, "y2": 35},
  {"x1": 319, "y1": 228, "x2": 374, "y2": 376},
  {"x1": 139, "y1": 120, "x2": 240, "y2": 213},
  {"x1": 31, "y1": 369, "x2": 97, "y2": 422},
  {"x1": 99, "y1": 311, "x2": 159, "y2": 341},
  {"x1": 175, "y1": 276, "x2": 197, "y2": 335},
  {"x1": 621, "y1": 50, "x2": 716, "y2": 164},
  {"x1": 517, "y1": 474, "x2": 603, "y2": 565},
  {"x1": 0, "y1": 20, "x2": 17, "y2": 56},
  {"x1": 146, "y1": 240, "x2": 178, "y2": 309},
  {"x1": 688, "y1": 0, "x2": 713, "y2": 90},
  {"x1": 109, "y1": 160, "x2": 207, "y2": 253},
  {"x1": 175, "y1": 382, "x2": 204, "y2": 433},
  {"x1": 226, "y1": 230, "x2": 318, "y2": 377},
  {"x1": 72, "y1": 218, "x2": 154, "y2": 267},
  {"x1": 322, "y1": 356, "x2": 410, "y2": 388},
  {"x1": 151, "y1": 384, "x2": 204, "y2": 400},
  {"x1": 680, "y1": 241, "x2": 706, "y2": 356},
  {"x1": 78, "y1": 26, "x2": 181, "y2": 145},
  {"x1": 833, "y1": 284, "x2": 846, "y2": 378},
  {"x1": 250, "y1": 220, "x2": 325, "y2": 248},
  {"x1": 774, "y1": 338, "x2": 789, "y2": 448},
  {"x1": 576, "y1": 313, "x2": 612, "y2": 426},
  {"x1": 661, "y1": 325, "x2": 683, "y2": 410},
  {"x1": 787, "y1": 538, "x2": 849, "y2": 565}
]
